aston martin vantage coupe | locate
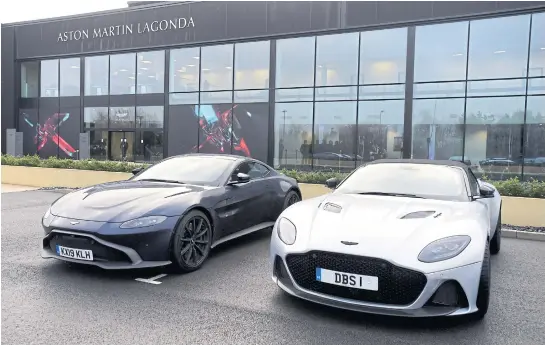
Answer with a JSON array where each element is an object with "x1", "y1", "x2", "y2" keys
[
  {"x1": 41, "y1": 154, "x2": 301, "y2": 272},
  {"x1": 270, "y1": 159, "x2": 502, "y2": 320}
]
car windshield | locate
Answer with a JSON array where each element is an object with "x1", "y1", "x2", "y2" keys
[
  {"x1": 334, "y1": 163, "x2": 468, "y2": 201},
  {"x1": 132, "y1": 155, "x2": 233, "y2": 186}
]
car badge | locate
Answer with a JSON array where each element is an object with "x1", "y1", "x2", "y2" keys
[
  {"x1": 341, "y1": 241, "x2": 358, "y2": 246},
  {"x1": 70, "y1": 221, "x2": 80, "y2": 225}
]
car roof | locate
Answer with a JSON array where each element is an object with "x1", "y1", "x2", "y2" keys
[
  {"x1": 364, "y1": 158, "x2": 471, "y2": 175},
  {"x1": 170, "y1": 153, "x2": 244, "y2": 162}
]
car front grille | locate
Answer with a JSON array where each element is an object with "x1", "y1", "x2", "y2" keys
[
  {"x1": 49, "y1": 233, "x2": 131, "y2": 263},
  {"x1": 285, "y1": 251, "x2": 427, "y2": 305}
]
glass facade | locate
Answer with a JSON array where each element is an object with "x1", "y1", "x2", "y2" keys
[{"x1": 15, "y1": 11, "x2": 545, "y2": 180}]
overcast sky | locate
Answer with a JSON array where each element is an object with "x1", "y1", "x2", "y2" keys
[{"x1": 0, "y1": 0, "x2": 129, "y2": 24}]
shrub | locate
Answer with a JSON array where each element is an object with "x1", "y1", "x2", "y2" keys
[{"x1": 2, "y1": 154, "x2": 545, "y2": 198}]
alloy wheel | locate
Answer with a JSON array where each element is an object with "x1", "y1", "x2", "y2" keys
[{"x1": 179, "y1": 216, "x2": 210, "y2": 268}]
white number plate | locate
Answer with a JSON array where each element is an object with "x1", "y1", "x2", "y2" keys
[
  {"x1": 316, "y1": 267, "x2": 378, "y2": 291},
  {"x1": 56, "y1": 245, "x2": 94, "y2": 261}
]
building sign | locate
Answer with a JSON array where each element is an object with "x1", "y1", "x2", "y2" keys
[{"x1": 57, "y1": 17, "x2": 195, "y2": 42}]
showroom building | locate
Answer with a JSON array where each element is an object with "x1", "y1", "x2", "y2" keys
[{"x1": 1, "y1": 1, "x2": 545, "y2": 180}]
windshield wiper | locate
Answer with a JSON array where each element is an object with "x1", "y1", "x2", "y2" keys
[
  {"x1": 138, "y1": 178, "x2": 187, "y2": 184},
  {"x1": 355, "y1": 192, "x2": 425, "y2": 199}
]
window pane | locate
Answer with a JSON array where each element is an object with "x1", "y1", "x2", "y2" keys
[
  {"x1": 201, "y1": 44, "x2": 233, "y2": 91},
  {"x1": 529, "y1": 12, "x2": 545, "y2": 77},
  {"x1": 413, "y1": 82, "x2": 466, "y2": 98},
  {"x1": 313, "y1": 101, "x2": 357, "y2": 171},
  {"x1": 88, "y1": 130, "x2": 108, "y2": 160},
  {"x1": 358, "y1": 100, "x2": 404, "y2": 163},
  {"x1": 200, "y1": 91, "x2": 232, "y2": 104},
  {"x1": 136, "y1": 106, "x2": 164, "y2": 129},
  {"x1": 137, "y1": 50, "x2": 164, "y2": 94},
  {"x1": 234, "y1": 90, "x2": 268, "y2": 103},
  {"x1": 412, "y1": 99, "x2": 465, "y2": 162},
  {"x1": 110, "y1": 53, "x2": 136, "y2": 95},
  {"x1": 170, "y1": 47, "x2": 200, "y2": 92},
  {"x1": 464, "y1": 97, "x2": 525, "y2": 180},
  {"x1": 276, "y1": 37, "x2": 315, "y2": 88},
  {"x1": 135, "y1": 130, "x2": 164, "y2": 162},
  {"x1": 468, "y1": 15, "x2": 531, "y2": 80},
  {"x1": 21, "y1": 62, "x2": 39, "y2": 98},
  {"x1": 360, "y1": 28, "x2": 407, "y2": 84},
  {"x1": 169, "y1": 92, "x2": 199, "y2": 105},
  {"x1": 234, "y1": 41, "x2": 270, "y2": 90},
  {"x1": 84, "y1": 107, "x2": 108, "y2": 129},
  {"x1": 274, "y1": 102, "x2": 313, "y2": 169},
  {"x1": 315, "y1": 33, "x2": 359, "y2": 86},
  {"x1": 40, "y1": 59, "x2": 58, "y2": 97},
  {"x1": 524, "y1": 96, "x2": 545, "y2": 181},
  {"x1": 85, "y1": 56, "x2": 109, "y2": 96},
  {"x1": 359, "y1": 84, "x2": 405, "y2": 100},
  {"x1": 275, "y1": 88, "x2": 314, "y2": 102},
  {"x1": 109, "y1": 107, "x2": 135, "y2": 128},
  {"x1": 414, "y1": 21, "x2": 468, "y2": 82},
  {"x1": 528, "y1": 77, "x2": 545, "y2": 95},
  {"x1": 60, "y1": 58, "x2": 80, "y2": 97},
  {"x1": 314, "y1": 86, "x2": 358, "y2": 101},
  {"x1": 466, "y1": 79, "x2": 527, "y2": 97}
]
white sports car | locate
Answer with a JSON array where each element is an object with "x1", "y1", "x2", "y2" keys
[{"x1": 270, "y1": 159, "x2": 502, "y2": 320}]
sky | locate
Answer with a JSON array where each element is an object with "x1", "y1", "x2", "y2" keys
[{"x1": 0, "y1": 0, "x2": 129, "y2": 24}]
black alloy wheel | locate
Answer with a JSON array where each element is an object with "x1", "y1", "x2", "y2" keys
[
  {"x1": 284, "y1": 190, "x2": 301, "y2": 209},
  {"x1": 171, "y1": 210, "x2": 212, "y2": 273}
]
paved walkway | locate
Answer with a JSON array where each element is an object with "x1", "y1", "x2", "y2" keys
[{"x1": 1, "y1": 184, "x2": 39, "y2": 193}]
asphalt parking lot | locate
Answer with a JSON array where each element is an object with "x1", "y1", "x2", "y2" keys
[{"x1": 2, "y1": 190, "x2": 545, "y2": 345}]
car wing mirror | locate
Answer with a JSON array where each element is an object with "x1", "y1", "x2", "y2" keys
[
  {"x1": 132, "y1": 167, "x2": 143, "y2": 175},
  {"x1": 228, "y1": 173, "x2": 250, "y2": 185},
  {"x1": 475, "y1": 184, "x2": 495, "y2": 199},
  {"x1": 325, "y1": 177, "x2": 338, "y2": 189}
]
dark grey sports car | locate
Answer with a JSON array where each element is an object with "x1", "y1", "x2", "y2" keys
[{"x1": 41, "y1": 154, "x2": 301, "y2": 272}]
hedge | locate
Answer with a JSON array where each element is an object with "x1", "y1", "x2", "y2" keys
[{"x1": 2, "y1": 154, "x2": 545, "y2": 199}]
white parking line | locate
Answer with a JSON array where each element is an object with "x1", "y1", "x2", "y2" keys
[{"x1": 135, "y1": 273, "x2": 168, "y2": 285}]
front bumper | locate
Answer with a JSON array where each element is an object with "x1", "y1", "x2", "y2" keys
[
  {"x1": 41, "y1": 214, "x2": 179, "y2": 269},
  {"x1": 271, "y1": 253, "x2": 482, "y2": 318}
]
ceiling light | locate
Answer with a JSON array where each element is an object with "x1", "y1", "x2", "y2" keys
[
  {"x1": 494, "y1": 50, "x2": 506, "y2": 54},
  {"x1": 202, "y1": 68, "x2": 210, "y2": 71},
  {"x1": 187, "y1": 64, "x2": 195, "y2": 67},
  {"x1": 177, "y1": 69, "x2": 185, "y2": 73},
  {"x1": 128, "y1": 76, "x2": 135, "y2": 79},
  {"x1": 225, "y1": 66, "x2": 232, "y2": 69},
  {"x1": 317, "y1": 65, "x2": 323, "y2": 68},
  {"x1": 70, "y1": 65, "x2": 79, "y2": 69},
  {"x1": 541, "y1": 47, "x2": 545, "y2": 50},
  {"x1": 148, "y1": 75, "x2": 155, "y2": 78},
  {"x1": 193, "y1": 56, "x2": 200, "y2": 60},
  {"x1": 140, "y1": 67, "x2": 148, "y2": 70},
  {"x1": 141, "y1": 60, "x2": 152, "y2": 64},
  {"x1": 452, "y1": 53, "x2": 463, "y2": 57},
  {"x1": 119, "y1": 69, "x2": 128, "y2": 72}
]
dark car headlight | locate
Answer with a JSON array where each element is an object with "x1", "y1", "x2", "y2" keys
[
  {"x1": 277, "y1": 217, "x2": 297, "y2": 245},
  {"x1": 418, "y1": 236, "x2": 471, "y2": 263},
  {"x1": 120, "y1": 216, "x2": 167, "y2": 229}
]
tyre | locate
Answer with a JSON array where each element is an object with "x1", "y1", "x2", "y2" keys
[
  {"x1": 283, "y1": 190, "x2": 300, "y2": 210},
  {"x1": 490, "y1": 208, "x2": 501, "y2": 255},
  {"x1": 170, "y1": 210, "x2": 213, "y2": 273},
  {"x1": 471, "y1": 241, "x2": 491, "y2": 321}
]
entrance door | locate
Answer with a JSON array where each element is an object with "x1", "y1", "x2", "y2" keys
[{"x1": 109, "y1": 131, "x2": 135, "y2": 161}]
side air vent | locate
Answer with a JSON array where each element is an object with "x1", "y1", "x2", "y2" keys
[{"x1": 400, "y1": 211, "x2": 436, "y2": 219}]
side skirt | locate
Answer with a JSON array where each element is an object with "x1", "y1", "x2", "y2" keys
[{"x1": 211, "y1": 222, "x2": 275, "y2": 249}]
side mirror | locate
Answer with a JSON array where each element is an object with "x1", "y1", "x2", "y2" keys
[
  {"x1": 325, "y1": 177, "x2": 339, "y2": 189},
  {"x1": 132, "y1": 167, "x2": 144, "y2": 175},
  {"x1": 229, "y1": 173, "x2": 251, "y2": 185},
  {"x1": 476, "y1": 185, "x2": 495, "y2": 199}
]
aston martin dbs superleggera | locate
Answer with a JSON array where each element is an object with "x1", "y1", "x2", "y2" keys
[
  {"x1": 270, "y1": 159, "x2": 502, "y2": 320},
  {"x1": 41, "y1": 154, "x2": 301, "y2": 272}
]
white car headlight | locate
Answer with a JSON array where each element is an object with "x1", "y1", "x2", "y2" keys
[
  {"x1": 43, "y1": 207, "x2": 51, "y2": 219},
  {"x1": 277, "y1": 217, "x2": 297, "y2": 245},
  {"x1": 418, "y1": 235, "x2": 471, "y2": 263},
  {"x1": 120, "y1": 216, "x2": 167, "y2": 229},
  {"x1": 42, "y1": 207, "x2": 53, "y2": 226}
]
